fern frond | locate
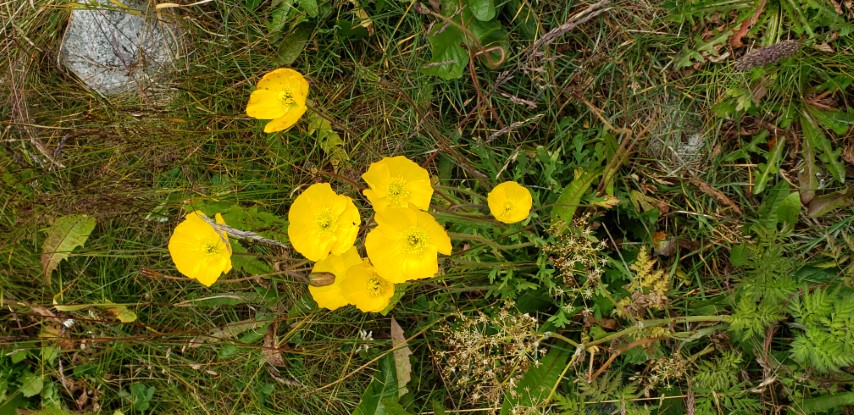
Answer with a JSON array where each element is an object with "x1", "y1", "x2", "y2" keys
[
  {"x1": 789, "y1": 287, "x2": 854, "y2": 373},
  {"x1": 729, "y1": 296, "x2": 784, "y2": 341}
]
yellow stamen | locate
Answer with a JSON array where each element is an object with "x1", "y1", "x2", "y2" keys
[
  {"x1": 402, "y1": 228, "x2": 428, "y2": 254},
  {"x1": 386, "y1": 178, "x2": 409, "y2": 205}
]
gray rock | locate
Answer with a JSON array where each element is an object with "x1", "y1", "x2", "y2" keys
[{"x1": 60, "y1": 0, "x2": 179, "y2": 96}]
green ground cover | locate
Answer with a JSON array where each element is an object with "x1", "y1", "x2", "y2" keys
[{"x1": 1, "y1": 0, "x2": 853, "y2": 414}]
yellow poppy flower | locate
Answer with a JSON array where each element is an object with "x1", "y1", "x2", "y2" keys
[
  {"x1": 167, "y1": 211, "x2": 232, "y2": 287},
  {"x1": 288, "y1": 183, "x2": 361, "y2": 262},
  {"x1": 308, "y1": 247, "x2": 362, "y2": 311},
  {"x1": 488, "y1": 181, "x2": 533, "y2": 224},
  {"x1": 341, "y1": 260, "x2": 395, "y2": 313},
  {"x1": 245, "y1": 68, "x2": 309, "y2": 133},
  {"x1": 365, "y1": 207, "x2": 451, "y2": 283},
  {"x1": 362, "y1": 156, "x2": 433, "y2": 213}
]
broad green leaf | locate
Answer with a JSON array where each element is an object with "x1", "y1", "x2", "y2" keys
[
  {"x1": 466, "y1": 14, "x2": 506, "y2": 68},
  {"x1": 380, "y1": 400, "x2": 412, "y2": 415},
  {"x1": 107, "y1": 304, "x2": 138, "y2": 323},
  {"x1": 277, "y1": 24, "x2": 312, "y2": 66},
  {"x1": 230, "y1": 241, "x2": 275, "y2": 275},
  {"x1": 41, "y1": 214, "x2": 96, "y2": 283},
  {"x1": 807, "y1": 185, "x2": 854, "y2": 218},
  {"x1": 19, "y1": 371, "x2": 44, "y2": 397},
  {"x1": 468, "y1": 0, "x2": 495, "y2": 21},
  {"x1": 500, "y1": 346, "x2": 571, "y2": 414},
  {"x1": 729, "y1": 244, "x2": 748, "y2": 267},
  {"x1": 352, "y1": 354, "x2": 399, "y2": 415},
  {"x1": 268, "y1": 0, "x2": 295, "y2": 33},
  {"x1": 299, "y1": 0, "x2": 318, "y2": 17},
  {"x1": 422, "y1": 23, "x2": 468, "y2": 80},
  {"x1": 19, "y1": 407, "x2": 76, "y2": 415},
  {"x1": 10, "y1": 350, "x2": 28, "y2": 364},
  {"x1": 801, "y1": 111, "x2": 845, "y2": 184},
  {"x1": 753, "y1": 136, "x2": 785, "y2": 194},
  {"x1": 431, "y1": 401, "x2": 446, "y2": 415},
  {"x1": 422, "y1": 5, "x2": 507, "y2": 79},
  {"x1": 798, "y1": 127, "x2": 818, "y2": 204},
  {"x1": 799, "y1": 391, "x2": 854, "y2": 413},
  {"x1": 775, "y1": 191, "x2": 801, "y2": 233},
  {"x1": 551, "y1": 169, "x2": 599, "y2": 225}
]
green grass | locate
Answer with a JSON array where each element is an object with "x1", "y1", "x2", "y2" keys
[{"x1": 2, "y1": 0, "x2": 853, "y2": 414}]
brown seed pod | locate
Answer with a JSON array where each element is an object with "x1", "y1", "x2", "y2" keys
[
  {"x1": 735, "y1": 40, "x2": 801, "y2": 71},
  {"x1": 308, "y1": 272, "x2": 336, "y2": 287}
]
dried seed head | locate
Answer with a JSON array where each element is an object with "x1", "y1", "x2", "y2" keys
[{"x1": 735, "y1": 40, "x2": 801, "y2": 71}]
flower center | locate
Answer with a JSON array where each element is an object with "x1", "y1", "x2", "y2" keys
[
  {"x1": 386, "y1": 178, "x2": 409, "y2": 205},
  {"x1": 277, "y1": 90, "x2": 296, "y2": 107},
  {"x1": 315, "y1": 208, "x2": 337, "y2": 233},
  {"x1": 402, "y1": 228, "x2": 428, "y2": 254},
  {"x1": 203, "y1": 242, "x2": 220, "y2": 255},
  {"x1": 501, "y1": 202, "x2": 515, "y2": 216},
  {"x1": 367, "y1": 275, "x2": 385, "y2": 298}
]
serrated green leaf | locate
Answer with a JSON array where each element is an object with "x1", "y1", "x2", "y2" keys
[
  {"x1": 500, "y1": 346, "x2": 571, "y2": 414},
  {"x1": 129, "y1": 383, "x2": 155, "y2": 412},
  {"x1": 756, "y1": 181, "x2": 792, "y2": 232},
  {"x1": 390, "y1": 317, "x2": 412, "y2": 398},
  {"x1": 277, "y1": 24, "x2": 311, "y2": 66},
  {"x1": 468, "y1": 0, "x2": 495, "y2": 21},
  {"x1": 19, "y1": 371, "x2": 44, "y2": 397},
  {"x1": 551, "y1": 169, "x2": 599, "y2": 225},
  {"x1": 808, "y1": 107, "x2": 853, "y2": 136},
  {"x1": 753, "y1": 136, "x2": 785, "y2": 195},
  {"x1": 801, "y1": 111, "x2": 845, "y2": 184},
  {"x1": 308, "y1": 113, "x2": 349, "y2": 166},
  {"x1": 353, "y1": 354, "x2": 399, "y2": 415},
  {"x1": 41, "y1": 214, "x2": 96, "y2": 283}
]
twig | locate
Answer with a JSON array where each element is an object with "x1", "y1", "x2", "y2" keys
[
  {"x1": 197, "y1": 213, "x2": 289, "y2": 249},
  {"x1": 486, "y1": 113, "x2": 544, "y2": 142},
  {"x1": 526, "y1": 0, "x2": 612, "y2": 55}
]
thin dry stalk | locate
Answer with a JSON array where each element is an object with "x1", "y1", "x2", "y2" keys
[{"x1": 526, "y1": 0, "x2": 612, "y2": 55}]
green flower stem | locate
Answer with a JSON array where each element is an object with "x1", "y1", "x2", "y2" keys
[
  {"x1": 451, "y1": 258, "x2": 536, "y2": 269},
  {"x1": 448, "y1": 232, "x2": 536, "y2": 251},
  {"x1": 434, "y1": 185, "x2": 487, "y2": 203},
  {"x1": 430, "y1": 208, "x2": 494, "y2": 226}
]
